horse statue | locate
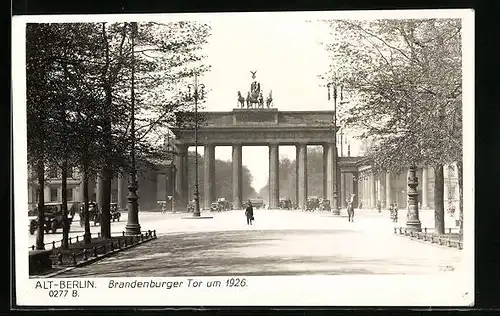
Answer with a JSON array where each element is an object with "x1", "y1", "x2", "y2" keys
[
  {"x1": 258, "y1": 91, "x2": 264, "y2": 108},
  {"x1": 266, "y1": 90, "x2": 273, "y2": 108},
  {"x1": 237, "y1": 91, "x2": 245, "y2": 108}
]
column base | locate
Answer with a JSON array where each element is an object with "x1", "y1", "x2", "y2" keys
[
  {"x1": 405, "y1": 220, "x2": 422, "y2": 232},
  {"x1": 125, "y1": 224, "x2": 141, "y2": 235}
]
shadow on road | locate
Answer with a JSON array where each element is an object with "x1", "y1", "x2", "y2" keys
[{"x1": 59, "y1": 229, "x2": 433, "y2": 277}]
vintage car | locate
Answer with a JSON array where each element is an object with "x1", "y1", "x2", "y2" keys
[
  {"x1": 248, "y1": 198, "x2": 264, "y2": 209},
  {"x1": 79, "y1": 201, "x2": 101, "y2": 227},
  {"x1": 29, "y1": 202, "x2": 74, "y2": 235},
  {"x1": 305, "y1": 196, "x2": 320, "y2": 211},
  {"x1": 110, "y1": 203, "x2": 121, "y2": 222},
  {"x1": 210, "y1": 202, "x2": 220, "y2": 212},
  {"x1": 279, "y1": 199, "x2": 292, "y2": 210},
  {"x1": 217, "y1": 198, "x2": 231, "y2": 211},
  {"x1": 319, "y1": 199, "x2": 331, "y2": 211}
]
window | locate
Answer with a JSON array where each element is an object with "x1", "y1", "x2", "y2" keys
[
  {"x1": 50, "y1": 188, "x2": 58, "y2": 202},
  {"x1": 49, "y1": 168, "x2": 58, "y2": 179},
  {"x1": 66, "y1": 187, "x2": 74, "y2": 201}
]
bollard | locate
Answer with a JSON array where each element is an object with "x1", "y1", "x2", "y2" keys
[
  {"x1": 393, "y1": 227, "x2": 397, "y2": 234},
  {"x1": 57, "y1": 252, "x2": 63, "y2": 264},
  {"x1": 76, "y1": 236, "x2": 79, "y2": 242},
  {"x1": 153, "y1": 230, "x2": 157, "y2": 238},
  {"x1": 148, "y1": 230, "x2": 151, "y2": 237},
  {"x1": 122, "y1": 231, "x2": 125, "y2": 237},
  {"x1": 52, "y1": 241, "x2": 56, "y2": 249},
  {"x1": 93, "y1": 247, "x2": 97, "y2": 257},
  {"x1": 141, "y1": 234, "x2": 144, "y2": 242},
  {"x1": 31, "y1": 245, "x2": 35, "y2": 251},
  {"x1": 83, "y1": 249, "x2": 88, "y2": 260},
  {"x1": 72, "y1": 253, "x2": 77, "y2": 265},
  {"x1": 98, "y1": 232, "x2": 101, "y2": 239},
  {"x1": 117, "y1": 239, "x2": 121, "y2": 249}
]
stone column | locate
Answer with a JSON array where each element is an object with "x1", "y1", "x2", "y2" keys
[
  {"x1": 204, "y1": 144, "x2": 216, "y2": 210},
  {"x1": 165, "y1": 163, "x2": 176, "y2": 211},
  {"x1": 340, "y1": 172, "x2": 345, "y2": 208},
  {"x1": 297, "y1": 143, "x2": 308, "y2": 209},
  {"x1": 385, "y1": 172, "x2": 392, "y2": 208},
  {"x1": 380, "y1": 175, "x2": 386, "y2": 209},
  {"x1": 323, "y1": 145, "x2": 328, "y2": 199},
  {"x1": 370, "y1": 173, "x2": 376, "y2": 209},
  {"x1": 44, "y1": 186, "x2": 50, "y2": 202},
  {"x1": 269, "y1": 143, "x2": 280, "y2": 209},
  {"x1": 96, "y1": 175, "x2": 103, "y2": 207},
  {"x1": 422, "y1": 167, "x2": 429, "y2": 209},
  {"x1": 296, "y1": 147, "x2": 300, "y2": 206},
  {"x1": 406, "y1": 166, "x2": 422, "y2": 231},
  {"x1": 117, "y1": 174, "x2": 125, "y2": 210},
  {"x1": 326, "y1": 143, "x2": 339, "y2": 214},
  {"x1": 79, "y1": 180, "x2": 85, "y2": 203},
  {"x1": 232, "y1": 144, "x2": 242, "y2": 210},
  {"x1": 352, "y1": 172, "x2": 359, "y2": 208},
  {"x1": 175, "y1": 144, "x2": 188, "y2": 210}
]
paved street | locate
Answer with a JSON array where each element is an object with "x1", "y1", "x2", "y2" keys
[{"x1": 55, "y1": 208, "x2": 464, "y2": 277}]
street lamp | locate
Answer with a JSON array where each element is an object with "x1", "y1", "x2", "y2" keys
[
  {"x1": 327, "y1": 77, "x2": 344, "y2": 214},
  {"x1": 125, "y1": 21, "x2": 141, "y2": 235},
  {"x1": 185, "y1": 74, "x2": 205, "y2": 217}
]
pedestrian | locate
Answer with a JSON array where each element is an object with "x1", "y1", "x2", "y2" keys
[
  {"x1": 245, "y1": 200, "x2": 254, "y2": 225},
  {"x1": 393, "y1": 203, "x2": 399, "y2": 222}
]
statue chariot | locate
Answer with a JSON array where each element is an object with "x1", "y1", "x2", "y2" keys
[{"x1": 237, "y1": 71, "x2": 274, "y2": 109}]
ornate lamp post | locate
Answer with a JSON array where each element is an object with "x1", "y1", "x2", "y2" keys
[
  {"x1": 125, "y1": 22, "x2": 141, "y2": 235},
  {"x1": 327, "y1": 78, "x2": 344, "y2": 214},
  {"x1": 185, "y1": 74, "x2": 205, "y2": 217}
]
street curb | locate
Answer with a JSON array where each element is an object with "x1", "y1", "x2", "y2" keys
[
  {"x1": 34, "y1": 236, "x2": 158, "y2": 278},
  {"x1": 394, "y1": 233, "x2": 463, "y2": 250}
]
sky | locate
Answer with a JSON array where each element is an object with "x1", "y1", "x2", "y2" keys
[{"x1": 186, "y1": 15, "x2": 362, "y2": 192}]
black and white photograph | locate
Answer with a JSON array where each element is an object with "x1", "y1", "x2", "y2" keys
[{"x1": 13, "y1": 9, "x2": 474, "y2": 306}]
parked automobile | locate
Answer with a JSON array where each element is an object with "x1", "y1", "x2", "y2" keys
[
  {"x1": 279, "y1": 198, "x2": 292, "y2": 210},
  {"x1": 210, "y1": 202, "x2": 219, "y2": 212},
  {"x1": 248, "y1": 198, "x2": 264, "y2": 209},
  {"x1": 306, "y1": 196, "x2": 320, "y2": 211},
  {"x1": 79, "y1": 201, "x2": 101, "y2": 227},
  {"x1": 29, "y1": 202, "x2": 74, "y2": 235},
  {"x1": 216, "y1": 198, "x2": 231, "y2": 211},
  {"x1": 319, "y1": 199, "x2": 331, "y2": 211},
  {"x1": 110, "y1": 203, "x2": 121, "y2": 222}
]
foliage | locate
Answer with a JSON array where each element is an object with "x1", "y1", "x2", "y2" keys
[
  {"x1": 320, "y1": 19, "x2": 462, "y2": 172},
  {"x1": 185, "y1": 151, "x2": 257, "y2": 202},
  {"x1": 258, "y1": 147, "x2": 326, "y2": 202}
]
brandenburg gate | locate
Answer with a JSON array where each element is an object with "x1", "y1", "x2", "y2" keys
[{"x1": 170, "y1": 108, "x2": 340, "y2": 210}]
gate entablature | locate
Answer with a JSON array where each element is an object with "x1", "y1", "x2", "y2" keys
[{"x1": 171, "y1": 109, "x2": 336, "y2": 146}]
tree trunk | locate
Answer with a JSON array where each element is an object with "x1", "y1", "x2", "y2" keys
[
  {"x1": 434, "y1": 164, "x2": 445, "y2": 234},
  {"x1": 35, "y1": 158, "x2": 45, "y2": 250},
  {"x1": 100, "y1": 167, "x2": 112, "y2": 238},
  {"x1": 83, "y1": 163, "x2": 92, "y2": 244},
  {"x1": 61, "y1": 161, "x2": 69, "y2": 249},
  {"x1": 457, "y1": 159, "x2": 464, "y2": 236}
]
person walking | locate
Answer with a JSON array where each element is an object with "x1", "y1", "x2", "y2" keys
[{"x1": 245, "y1": 200, "x2": 254, "y2": 225}]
